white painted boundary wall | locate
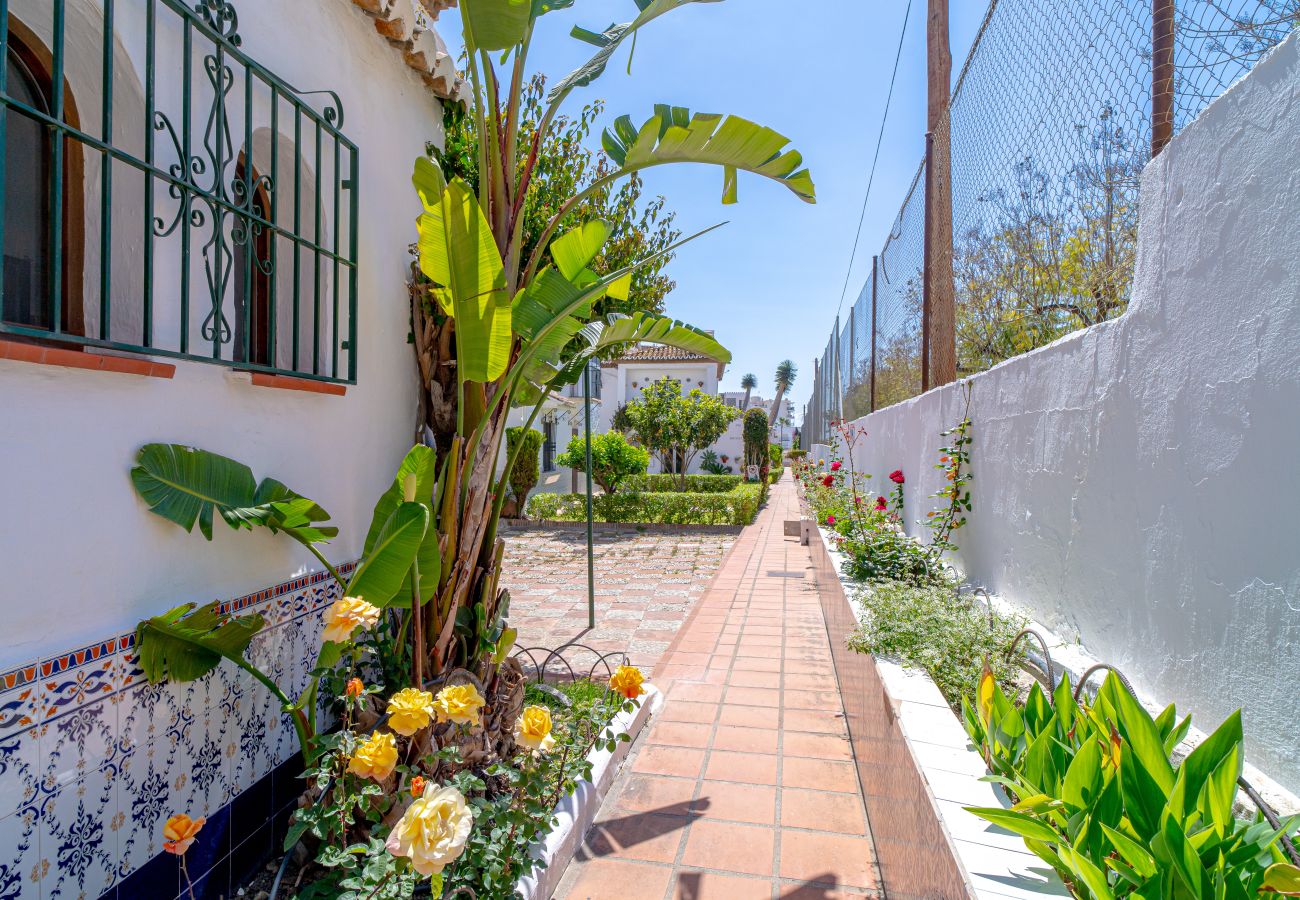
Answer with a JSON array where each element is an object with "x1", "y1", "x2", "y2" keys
[{"x1": 814, "y1": 31, "x2": 1300, "y2": 791}]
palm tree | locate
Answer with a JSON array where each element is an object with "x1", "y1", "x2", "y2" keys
[
  {"x1": 740, "y1": 373, "x2": 757, "y2": 410},
  {"x1": 769, "y1": 360, "x2": 797, "y2": 427}
]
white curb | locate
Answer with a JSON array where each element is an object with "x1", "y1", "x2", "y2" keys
[{"x1": 514, "y1": 684, "x2": 665, "y2": 900}]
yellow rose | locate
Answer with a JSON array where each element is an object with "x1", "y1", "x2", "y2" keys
[
  {"x1": 513, "y1": 705, "x2": 556, "y2": 754},
  {"x1": 347, "y1": 731, "x2": 398, "y2": 781},
  {"x1": 387, "y1": 688, "x2": 435, "y2": 737},
  {"x1": 162, "y1": 813, "x2": 205, "y2": 855},
  {"x1": 321, "y1": 596, "x2": 381, "y2": 645},
  {"x1": 432, "y1": 683, "x2": 485, "y2": 727},
  {"x1": 609, "y1": 665, "x2": 646, "y2": 701},
  {"x1": 385, "y1": 783, "x2": 473, "y2": 876}
]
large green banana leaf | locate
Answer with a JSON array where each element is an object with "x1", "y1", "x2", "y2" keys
[
  {"x1": 415, "y1": 176, "x2": 511, "y2": 382},
  {"x1": 364, "y1": 446, "x2": 441, "y2": 607},
  {"x1": 135, "y1": 601, "x2": 265, "y2": 684},
  {"x1": 602, "y1": 106, "x2": 815, "y2": 205},
  {"x1": 346, "y1": 501, "x2": 430, "y2": 609},
  {"x1": 512, "y1": 223, "x2": 724, "y2": 387},
  {"x1": 574, "y1": 312, "x2": 730, "y2": 365},
  {"x1": 461, "y1": 0, "x2": 532, "y2": 51},
  {"x1": 131, "y1": 444, "x2": 336, "y2": 544},
  {"x1": 549, "y1": 0, "x2": 725, "y2": 107}
]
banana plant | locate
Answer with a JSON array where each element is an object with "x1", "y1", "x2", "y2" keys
[
  {"x1": 962, "y1": 671, "x2": 1300, "y2": 898},
  {"x1": 130, "y1": 444, "x2": 439, "y2": 758},
  {"x1": 404, "y1": 0, "x2": 816, "y2": 685}
]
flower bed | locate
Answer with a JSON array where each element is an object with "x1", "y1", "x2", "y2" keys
[{"x1": 526, "y1": 482, "x2": 765, "y2": 525}]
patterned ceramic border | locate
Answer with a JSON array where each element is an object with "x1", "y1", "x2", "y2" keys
[{"x1": 0, "y1": 563, "x2": 355, "y2": 900}]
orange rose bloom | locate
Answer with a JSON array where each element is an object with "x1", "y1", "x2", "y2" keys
[{"x1": 163, "y1": 814, "x2": 205, "y2": 855}]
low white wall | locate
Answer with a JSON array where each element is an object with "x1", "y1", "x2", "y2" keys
[
  {"x1": 0, "y1": 0, "x2": 443, "y2": 665},
  {"x1": 818, "y1": 32, "x2": 1300, "y2": 790}
]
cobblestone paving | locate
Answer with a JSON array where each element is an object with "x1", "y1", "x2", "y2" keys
[{"x1": 499, "y1": 525, "x2": 737, "y2": 672}]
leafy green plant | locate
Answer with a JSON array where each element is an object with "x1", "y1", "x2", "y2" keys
[
  {"x1": 130, "y1": 443, "x2": 440, "y2": 756},
  {"x1": 622, "y1": 473, "x2": 741, "y2": 493},
  {"x1": 555, "y1": 430, "x2": 649, "y2": 494},
  {"x1": 699, "y1": 450, "x2": 731, "y2": 476},
  {"x1": 925, "y1": 383, "x2": 973, "y2": 556},
  {"x1": 846, "y1": 580, "x2": 1023, "y2": 708},
  {"x1": 505, "y1": 427, "x2": 544, "y2": 512},
  {"x1": 619, "y1": 377, "x2": 740, "y2": 489},
  {"x1": 767, "y1": 442, "x2": 784, "y2": 472},
  {"x1": 527, "y1": 483, "x2": 764, "y2": 525},
  {"x1": 742, "y1": 408, "x2": 769, "y2": 475},
  {"x1": 963, "y1": 672, "x2": 1300, "y2": 899}
]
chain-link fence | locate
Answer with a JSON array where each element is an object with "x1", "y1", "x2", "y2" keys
[{"x1": 801, "y1": 0, "x2": 1298, "y2": 447}]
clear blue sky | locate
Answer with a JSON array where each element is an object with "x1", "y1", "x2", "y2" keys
[{"x1": 435, "y1": 1, "x2": 988, "y2": 415}]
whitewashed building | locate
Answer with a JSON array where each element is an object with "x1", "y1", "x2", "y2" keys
[{"x1": 0, "y1": 1, "x2": 461, "y2": 896}]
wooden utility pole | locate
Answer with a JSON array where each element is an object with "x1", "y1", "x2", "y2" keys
[
  {"x1": 1151, "y1": 0, "x2": 1175, "y2": 155},
  {"x1": 926, "y1": 0, "x2": 957, "y2": 388}
]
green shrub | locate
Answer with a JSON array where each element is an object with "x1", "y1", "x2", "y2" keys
[
  {"x1": 787, "y1": 449, "x2": 807, "y2": 460},
  {"x1": 847, "y1": 579, "x2": 1024, "y2": 709},
  {"x1": 742, "y1": 408, "x2": 769, "y2": 471},
  {"x1": 964, "y1": 673, "x2": 1300, "y2": 897},
  {"x1": 699, "y1": 449, "x2": 731, "y2": 476},
  {"x1": 505, "y1": 427, "x2": 544, "y2": 509},
  {"x1": 767, "y1": 442, "x2": 783, "y2": 472},
  {"x1": 554, "y1": 431, "x2": 648, "y2": 494},
  {"x1": 526, "y1": 483, "x2": 763, "y2": 525},
  {"x1": 622, "y1": 473, "x2": 742, "y2": 493},
  {"x1": 768, "y1": 468, "x2": 782, "y2": 485}
]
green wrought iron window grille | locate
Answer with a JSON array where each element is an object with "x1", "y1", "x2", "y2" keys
[{"x1": 0, "y1": 0, "x2": 359, "y2": 383}]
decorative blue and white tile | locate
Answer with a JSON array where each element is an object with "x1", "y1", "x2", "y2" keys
[
  {"x1": 225, "y1": 666, "x2": 274, "y2": 797},
  {"x1": 0, "y1": 803, "x2": 41, "y2": 899},
  {"x1": 0, "y1": 661, "x2": 40, "y2": 742},
  {"x1": 113, "y1": 745, "x2": 174, "y2": 882},
  {"x1": 33, "y1": 640, "x2": 121, "y2": 729},
  {"x1": 0, "y1": 728, "x2": 41, "y2": 829},
  {"x1": 36, "y1": 698, "x2": 120, "y2": 797},
  {"x1": 35, "y1": 763, "x2": 119, "y2": 900}
]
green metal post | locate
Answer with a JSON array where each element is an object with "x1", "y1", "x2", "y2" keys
[{"x1": 583, "y1": 364, "x2": 595, "y2": 630}]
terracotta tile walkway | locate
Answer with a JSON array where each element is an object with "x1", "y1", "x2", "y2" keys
[
  {"x1": 500, "y1": 525, "x2": 737, "y2": 672},
  {"x1": 554, "y1": 476, "x2": 883, "y2": 899}
]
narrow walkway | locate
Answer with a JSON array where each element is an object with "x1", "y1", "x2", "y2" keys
[{"x1": 555, "y1": 476, "x2": 883, "y2": 899}]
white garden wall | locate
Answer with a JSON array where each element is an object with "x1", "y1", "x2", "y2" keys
[{"x1": 817, "y1": 31, "x2": 1300, "y2": 790}]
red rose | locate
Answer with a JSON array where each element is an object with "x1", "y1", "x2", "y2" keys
[
  {"x1": 874, "y1": 496, "x2": 887, "y2": 510},
  {"x1": 830, "y1": 461, "x2": 841, "y2": 471},
  {"x1": 889, "y1": 470, "x2": 905, "y2": 484},
  {"x1": 826, "y1": 515, "x2": 835, "y2": 525},
  {"x1": 821, "y1": 474, "x2": 834, "y2": 487}
]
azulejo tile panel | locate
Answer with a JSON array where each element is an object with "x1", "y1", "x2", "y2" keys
[{"x1": 0, "y1": 563, "x2": 353, "y2": 900}]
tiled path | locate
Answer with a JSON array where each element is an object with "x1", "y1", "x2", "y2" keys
[
  {"x1": 554, "y1": 476, "x2": 883, "y2": 899},
  {"x1": 500, "y1": 525, "x2": 736, "y2": 672}
]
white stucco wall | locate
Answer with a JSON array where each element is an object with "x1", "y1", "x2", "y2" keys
[
  {"x1": 817, "y1": 32, "x2": 1300, "y2": 790},
  {"x1": 0, "y1": 1, "x2": 444, "y2": 665}
]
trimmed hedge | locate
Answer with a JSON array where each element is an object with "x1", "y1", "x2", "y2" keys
[
  {"x1": 768, "y1": 467, "x2": 782, "y2": 485},
  {"x1": 526, "y1": 483, "x2": 763, "y2": 525},
  {"x1": 621, "y1": 473, "x2": 742, "y2": 493}
]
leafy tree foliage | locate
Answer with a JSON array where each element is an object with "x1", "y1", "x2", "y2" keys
[
  {"x1": 505, "y1": 427, "x2": 544, "y2": 511},
  {"x1": 555, "y1": 431, "x2": 649, "y2": 494},
  {"x1": 620, "y1": 378, "x2": 739, "y2": 490}
]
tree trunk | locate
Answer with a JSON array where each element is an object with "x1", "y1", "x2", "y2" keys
[{"x1": 768, "y1": 388, "x2": 786, "y2": 427}]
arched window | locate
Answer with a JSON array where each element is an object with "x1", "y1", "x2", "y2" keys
[
  {"x1": 3, "y1": 18, "x2": 83, "y2": 335},
  {"x1": 233, "y1": 155, "x2": 272, "y2": 366}
]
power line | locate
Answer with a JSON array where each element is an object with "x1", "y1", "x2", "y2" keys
[{"x1": 834, "y1": 0, "x2": 914, "y2": 321}]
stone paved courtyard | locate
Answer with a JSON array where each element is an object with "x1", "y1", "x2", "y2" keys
[{"x1": 499, "y1": 524, "x2": 739, "y2": 671}]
